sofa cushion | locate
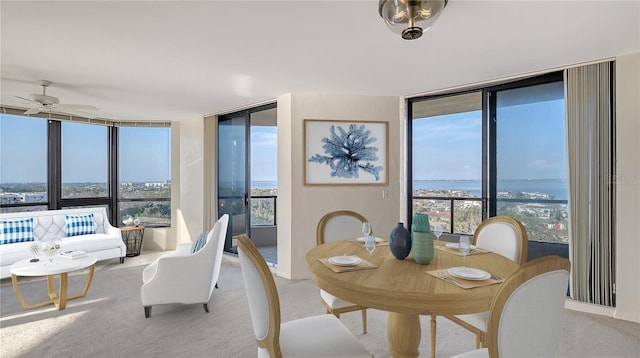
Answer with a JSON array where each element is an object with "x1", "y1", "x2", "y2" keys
[
  {"x1": 65, "y1": 214, "x2": 96, "y2": 237},
  {"x1": 61, "y1": 234, "x2": 122, "y2": 252},
  {"x1": 190, "y1": 231, "x2": 208, "y2": 254},
  {"x1": 0, "y1": 218, "x2": 35, "y2": 244},
  {"x1": 0, "y1": 241, "x2": 38, "y2": 266}
]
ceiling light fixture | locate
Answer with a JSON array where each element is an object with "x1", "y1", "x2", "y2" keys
[{"x1": 378, "y1": 0, "x2": 448, "y2": 40}]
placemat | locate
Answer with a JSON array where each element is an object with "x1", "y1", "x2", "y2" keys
[
  {"x1": 318, "y1": 257, "x2": 378, "y2": 273},
  {"x1": 436, "y1": 245, "x2": 490, "y2": 256},
  {"x1": 426, "y1": 268, "x2": 503, "y2": 289}
]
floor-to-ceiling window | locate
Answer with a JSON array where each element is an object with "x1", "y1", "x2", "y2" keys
[
  {"x1": 410, "y1": 91, "x2": 483, "y2": 235},
  {"x1": 61, "y1": 121, "x2": 109, "y2": 198},
  {"x1": 0, "y1": 111, "x2": 172, "y2": 228},
  {"x1": 408, "y1": 72, "x2": 569, "y2": 259},
  {"x1": 0, "y1": 114, "x2": 48, "y2": 212},
  {"x1": 118, "y1": 125, "x2": 172, "y2": 226},
  {"x1": 491, "y1": 78, "x2": 568, "y2": 255}
]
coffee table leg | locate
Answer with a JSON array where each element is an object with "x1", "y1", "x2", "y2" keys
[
  {"x1": 46, "y1": 273, "x2": 69, "y2": 310},
  {"x1": 387, "y1": 312, "x2": 421, "y2": 358},
  {"x1": 11, "y1": 264, "x2": 96, "y2": 311},
  {"x1": 67, "y1": 264, "x2": 95, "y2": 300}
]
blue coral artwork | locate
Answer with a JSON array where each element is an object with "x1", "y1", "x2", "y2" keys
[{"x1": 304, "y1": 120, "x2": 388, "y2": 185}]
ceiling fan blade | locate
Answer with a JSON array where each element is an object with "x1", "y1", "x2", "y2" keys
[
  {"x1": 23, "y1": 107, "x2": 42, "y2": 115},
  {"x1": 15, "y1": 95, "x2": 38, "y2": 104},
  {"x1": 54, "y1": 103, "x2": 99, "y2": 111}
]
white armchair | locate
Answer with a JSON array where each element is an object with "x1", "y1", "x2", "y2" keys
[{"x1": 141, "y1": 214, "x2": 229, "y2": 318}]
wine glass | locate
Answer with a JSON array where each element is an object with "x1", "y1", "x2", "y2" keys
[
  {"x1": 362, "y1": 222, "x2": 371, "y2": 238},
  {"x1": 433, "y1": 223, "x2": 443, "y2": 242},
  {"x1": 459, "y1": 235, "x2": 471, "y2": 267},
  {"x1": 362, "y1": 222, "x2": 374, "y2": 266},
  {"x1": 364, "y1": 235, "x2": 376, "y2": 267}
]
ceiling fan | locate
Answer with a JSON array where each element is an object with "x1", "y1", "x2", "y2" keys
[{"x1": 16, "y1": 80, "x2": 99, "y2": 119}]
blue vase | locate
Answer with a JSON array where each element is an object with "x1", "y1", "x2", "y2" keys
[{"x1": 390, "y1": 223, "x2": 412, "y2": 260}]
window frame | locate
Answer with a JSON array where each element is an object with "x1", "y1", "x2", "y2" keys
[
  {"x1": 0, "y1": 113, "x2": 171, "y2": 228},
  {"x1": 407, "y1": 71, "x2": 567, "y2": 246}
]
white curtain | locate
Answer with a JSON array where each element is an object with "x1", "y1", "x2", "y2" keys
[{"x1": 565, "y1": 62, "x2": 615, "y2": 307}]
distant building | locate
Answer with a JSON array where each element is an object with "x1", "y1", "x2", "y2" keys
[
  {"x1": 24, "y1": 192, "x2": 46, "y2": 203},
  {"x1": 1, "y1": 193, "x2": 23, "y2": 204}
]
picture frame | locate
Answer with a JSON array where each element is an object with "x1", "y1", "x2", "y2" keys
[{"x1": 304, "y1": 119, "x2": 389, "y2": 185}]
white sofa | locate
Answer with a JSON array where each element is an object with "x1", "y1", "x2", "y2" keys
[{"x1": 0, "y1": 207, "x2": 125, "y2": 279}]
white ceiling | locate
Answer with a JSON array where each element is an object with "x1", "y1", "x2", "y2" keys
[{"x1": 1, "y1": 0, "x2": 639, "y2": 122}]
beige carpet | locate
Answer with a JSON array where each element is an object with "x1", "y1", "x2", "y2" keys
[{"x1": 1, "y1": 252, "x2": 638, "y2": 358}]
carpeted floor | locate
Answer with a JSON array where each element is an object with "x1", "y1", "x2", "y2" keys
[{"x1": 1, "y1": 252, "x2": 638, "y2": 358}]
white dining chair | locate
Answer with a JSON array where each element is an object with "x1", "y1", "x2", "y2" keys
[
  {"x1": 316, "y1": 210, "x2": 370, "y2": 334},
  {"x1": 431, "y1": 216, "x2": 528, "y2": 357},
  {"x1": 451, "y1": 255, "x2": 570, "y2": 358},
  {"x1": 237, "y1": 234, "x2": 371, "y2": 358}
]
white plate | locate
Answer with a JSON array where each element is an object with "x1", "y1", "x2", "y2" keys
[
  {"x1": 447, "y1": 267, "x2": 491, "y2": 280},
  {"x1": 445, "y1": 243, "x2": 477, "y2": 250},
  {"x1": 356, "y1": 236, "x2": 384, "y2": 243},
  {"x1": 328, "y1": 255, "x2": 362, "y2": 267}
]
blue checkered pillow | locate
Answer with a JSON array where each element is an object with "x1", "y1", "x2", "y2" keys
[
  {"x1": 65, "y1": 214, "x2": 96, "y2": 237},
  {"x1": 0, "y1": 218, "x2": 35, "y2": 245}
]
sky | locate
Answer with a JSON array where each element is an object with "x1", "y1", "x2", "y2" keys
[
  {"x1": 413, "y1": 82, "x2": 567, "y2": 181},
  {"x1": 2, "y1": 85, "x2": 565, "y2": 185},
  {"x1": 250, "y1": 126, "x2": 277, "y2": 182},
  {"x1": 0, "y1": 114, "x2": 170, "y2": 183}
]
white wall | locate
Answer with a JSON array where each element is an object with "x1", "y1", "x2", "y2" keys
[
  {"x1": 277, "y1": 93, "x2": 403, "y2": 279},
  {"x1": 613, "y1": 52, "x2": 640, "y2": 323},
  {"x1": 143, "y1": 116, "x2": 207, "y2": 252}
]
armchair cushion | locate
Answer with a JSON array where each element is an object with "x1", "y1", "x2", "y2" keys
[{"x1": 190, "y1": 231, "x2": 208, "y2": 253}]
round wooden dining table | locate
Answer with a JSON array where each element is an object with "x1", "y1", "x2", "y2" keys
[{"x1": 305, "y1": 239, "x2": 519, "y2": 358}]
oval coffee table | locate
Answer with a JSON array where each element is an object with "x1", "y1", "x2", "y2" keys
[{"x1": 10, "y1": 254, "x2": 98, "y2": 310}]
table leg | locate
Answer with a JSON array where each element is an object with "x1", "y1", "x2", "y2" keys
[
  {"x1": 46, "y1": 273, "x2": 69, "y2": 310},
  {"x1": 387, "y1": 312, "x2": 421, "y2": 358},
  {"x1": 11, "y1": 264, "x2": 96, "y2": 311}
]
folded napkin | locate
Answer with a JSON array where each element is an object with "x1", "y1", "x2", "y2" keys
[
  {"x1": 426, "y1": 268, "x2": 503, "y2": 289},
  {"x1": 318, "y1": 257, "x2": 378, "y2": 273},
  {"x1": 436, "y1": 245, "x2": 490, "y2": 256}
]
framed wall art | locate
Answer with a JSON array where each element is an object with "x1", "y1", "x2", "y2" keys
[{"x1": 304, "y1": 119, "x2": 388, "y2": 185}]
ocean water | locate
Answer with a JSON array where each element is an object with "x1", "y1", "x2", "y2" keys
[
  {"x1": 413, "y1": 179, "x2": 568, "y2": 200},
  {"x1": 251, "y1": 181, "x2": 278, "y2": 189},
  {"x1": 249, "y1": 179, "x2": 568, "y2": 200}
]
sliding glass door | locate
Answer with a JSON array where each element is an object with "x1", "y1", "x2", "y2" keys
[
  {"x1": 490, "y1": 76, "x2": 568, "y2": 247},
  {"x1": 217, "y1": 103, "x2": 277, "y2": 263},
  {"x1": 218, "y1": 113, "x2": 249, "y2": 253}
]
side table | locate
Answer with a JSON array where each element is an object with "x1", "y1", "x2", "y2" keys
[{"x1": 121, "y1": 225, "x2": 145, "y2": 256}]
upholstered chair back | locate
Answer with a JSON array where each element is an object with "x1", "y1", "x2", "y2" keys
[
  {"x1": 316, "y1": 210, "x2": 369, "y2": 245},
  {"x1": 486, "y1": 256, "x2": 570, "y2": 357},
  {"x1": 237, "y1": 235, "x2": 281, "y2": 357},
  {"x1": 473, "y1": 216, "x2": 528, "y2": 264},
  {"x1": 208, "y1": 214, "x2": 228, "y2": 297}
]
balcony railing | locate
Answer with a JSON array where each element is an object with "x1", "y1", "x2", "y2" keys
[
  {"x1": 412, "y1": 195, "x2": 569, "y2": 244},
  {"x1": 251, "y1": 195, "x2": 277, "y2": 226}
]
